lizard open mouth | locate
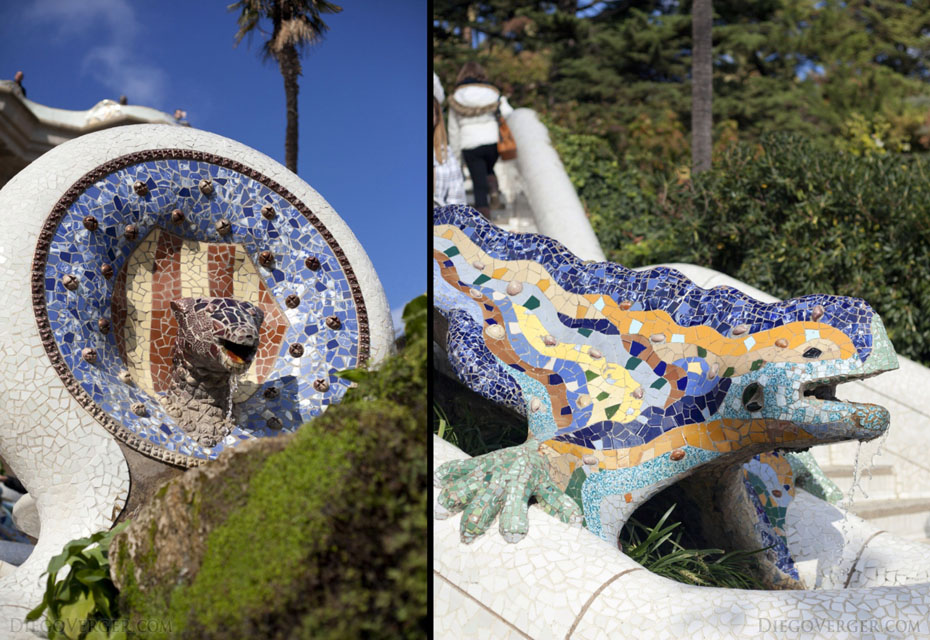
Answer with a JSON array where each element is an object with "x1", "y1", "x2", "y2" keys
[
  {"x1": 220, "y1": 339, "x2": 257, "y2": 365},
  {"x1": 802, "y1": 381, "x2": 840, "y2": 403},
  {"x1": 796, "y1": 371, "x2": 891, "y2": 440},
  {"x1": 799, "y1": 369, "x2": 879, "y2": 407}
]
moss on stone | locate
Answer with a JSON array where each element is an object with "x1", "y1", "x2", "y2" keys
[{"x1": 112, "y1": 298, "x2": 427, "y2": 638}]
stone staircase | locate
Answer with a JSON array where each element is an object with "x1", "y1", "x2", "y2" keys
[
  {"x1": 813, "y1": 440, "x2": 930, "y2": 542},
  {"x1": 462, "y1": 159, "x2": 538, "y2": 235}
]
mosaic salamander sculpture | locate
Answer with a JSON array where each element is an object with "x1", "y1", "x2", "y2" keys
[
  {"x1": 433, "y1": 205, "x2": 897, "y2": 581},
  {"x1": 164, "y1": 297, "x2": 265, "y2": 447}
]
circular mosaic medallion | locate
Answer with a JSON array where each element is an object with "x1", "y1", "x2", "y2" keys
[{"x1": 33, "y1": 150, "x2": 370, "y2": 467}]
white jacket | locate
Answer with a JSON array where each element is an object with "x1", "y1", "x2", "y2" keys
[{"x1": 447, "y1": 83, "x2": 513, "y2": 159}]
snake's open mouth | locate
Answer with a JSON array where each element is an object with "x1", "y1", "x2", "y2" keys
[
  {"x1": 220, "y1": 339, "x2": 257, "y2": 365},
  {"x1": 798, "y1": 371, "x2": 891, "y2": 439},
  {"x1": 802, "y1": 382, "x2": 840, "y2": 402},
  {"x1": 799, "y1": 369, "x2": 877, "y2": 408}
]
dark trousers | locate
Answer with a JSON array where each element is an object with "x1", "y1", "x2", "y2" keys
[{"x1": 462, "y1": 144, "x2": 498, "y2": 209}]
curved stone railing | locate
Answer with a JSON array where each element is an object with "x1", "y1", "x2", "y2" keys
[
  {"x1": 0, "y1": 82, "x2": 182, "y2": 187},
  {"x1": 506, "y1": 109, "x2": 605, "y2": 262}
]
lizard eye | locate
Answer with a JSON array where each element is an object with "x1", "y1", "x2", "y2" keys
[
  {"x1": 742, "y1": 382, "x2": 764, "y2": 412},
  {"x1": 803, "y1": 347, "x2": 822, "y2": 359}
]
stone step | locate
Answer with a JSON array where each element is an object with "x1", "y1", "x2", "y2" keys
[
  {"x1": 845, "y1": 497, "x2": 930, "y2": 540},
  {"x1": 489, "y1": 192, "x2": 537, "y2": 234},
  {"x1": 820, "y1": 463, "x2": 897, "y2": 500}
]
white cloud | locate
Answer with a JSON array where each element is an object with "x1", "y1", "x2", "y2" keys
[
  {"x1": 26, "y1": 0, "x2": 169, "y2": 108},
  {"x1": 82, "y1": 45, "x2": 168, "y2": 107},
  {"x1": 26, "y1": 0, "x2": 137, "y2": 39}
]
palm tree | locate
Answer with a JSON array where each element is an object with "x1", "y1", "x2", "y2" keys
[
  {"x1": 691, "y1": 0, "x2": 713, "y2": 174},
  {"x1": 230, "y1": 0, "x2": 343, "y2": 174}
]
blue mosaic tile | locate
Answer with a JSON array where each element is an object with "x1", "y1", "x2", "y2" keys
[{"x1": 41, "y1": 158, "x2": 364, "y2": 463}]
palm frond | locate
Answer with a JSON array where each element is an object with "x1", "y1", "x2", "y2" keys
[
  {"x1": 230, "y1": 0, "x2": 342, "y2": 58},
  {"x1": 228, "y1": 0, "x2": 266, "y2": 46}
]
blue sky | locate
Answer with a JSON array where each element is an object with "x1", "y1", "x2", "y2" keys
[{"x1": 0, "y1": 0, "x2": 425, "y2": 322}]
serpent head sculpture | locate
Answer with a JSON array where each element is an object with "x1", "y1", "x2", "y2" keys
[
  {"x1": 433, "y1": 204, "x2": 897, "y2": 588},
  {"x1": 165, "y1": 297, "x2": 265, "y2": 447}
]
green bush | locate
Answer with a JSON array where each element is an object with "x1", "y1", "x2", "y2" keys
[
  {"x1": 115, "y1": 295, "x2": 427, "y2": 639},
  {"x1": 546, "y1": 120, "x2": 685, "y2": 267},
  {"x1": 587, "y1": 132, "x2": 930, "y2": 366}
]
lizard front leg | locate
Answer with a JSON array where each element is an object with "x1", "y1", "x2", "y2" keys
[{"x1": 435, "y1": 438, "x2": 582, "y2": 543}]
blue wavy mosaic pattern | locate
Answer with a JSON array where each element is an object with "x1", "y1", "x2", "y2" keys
[
  {"x1": 434, "y1": 205, "x2": 875, "y2": 362},
  {"x1": 444, "y1": 309, "x2": 526, "y2": 417},
  {"x1": 42, "y1": 158, "x2": 360, "y2": 461}
]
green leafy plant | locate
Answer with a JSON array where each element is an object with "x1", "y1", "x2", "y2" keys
[
  {"x1": 620, "y1": 504, "x2": 765, "y2": 589},
  {"x1": 433, "y1": 403, "x2": 455, "y2": 447},
  {"x1": 336, "y1": 293, "x2": 426, "y2": 385},
  {"x1": 399, "y1": 293, "x2": 427, "y2": 341},
  {"x1": 431, "y1": 383, "x2": 527, "y2": 458},
  {"x1": 27, "y1": 522, "x2": 129, "y2": 640},
  {"x1": 837, "y1": 112, "x2": 908, "y2": 156},
  {"x1": 585, "y1": 131, "x2": 930, "y2": 367}
]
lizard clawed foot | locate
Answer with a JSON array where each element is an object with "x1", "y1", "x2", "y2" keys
[{"x1": 434, "y1": 439, "x2": 582, "y2": 544}]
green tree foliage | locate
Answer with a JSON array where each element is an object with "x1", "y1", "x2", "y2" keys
[
  {"x1": 435, "y1": 1, "x2": 930, "y2": 365},
  {"x1": 434, "y1": 0, "x2": 930, "y2": 157},
  {"x1": 545, "y1": 118, "x2": 683, "y2": 265}
]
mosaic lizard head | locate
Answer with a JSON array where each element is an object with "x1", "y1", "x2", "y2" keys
[
  {"x1": 433, "y1": 205, "x2": 898, "y2": 545},
  {"x1": 170, "y1": 297, "x2": 265, "y2": 375}
]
